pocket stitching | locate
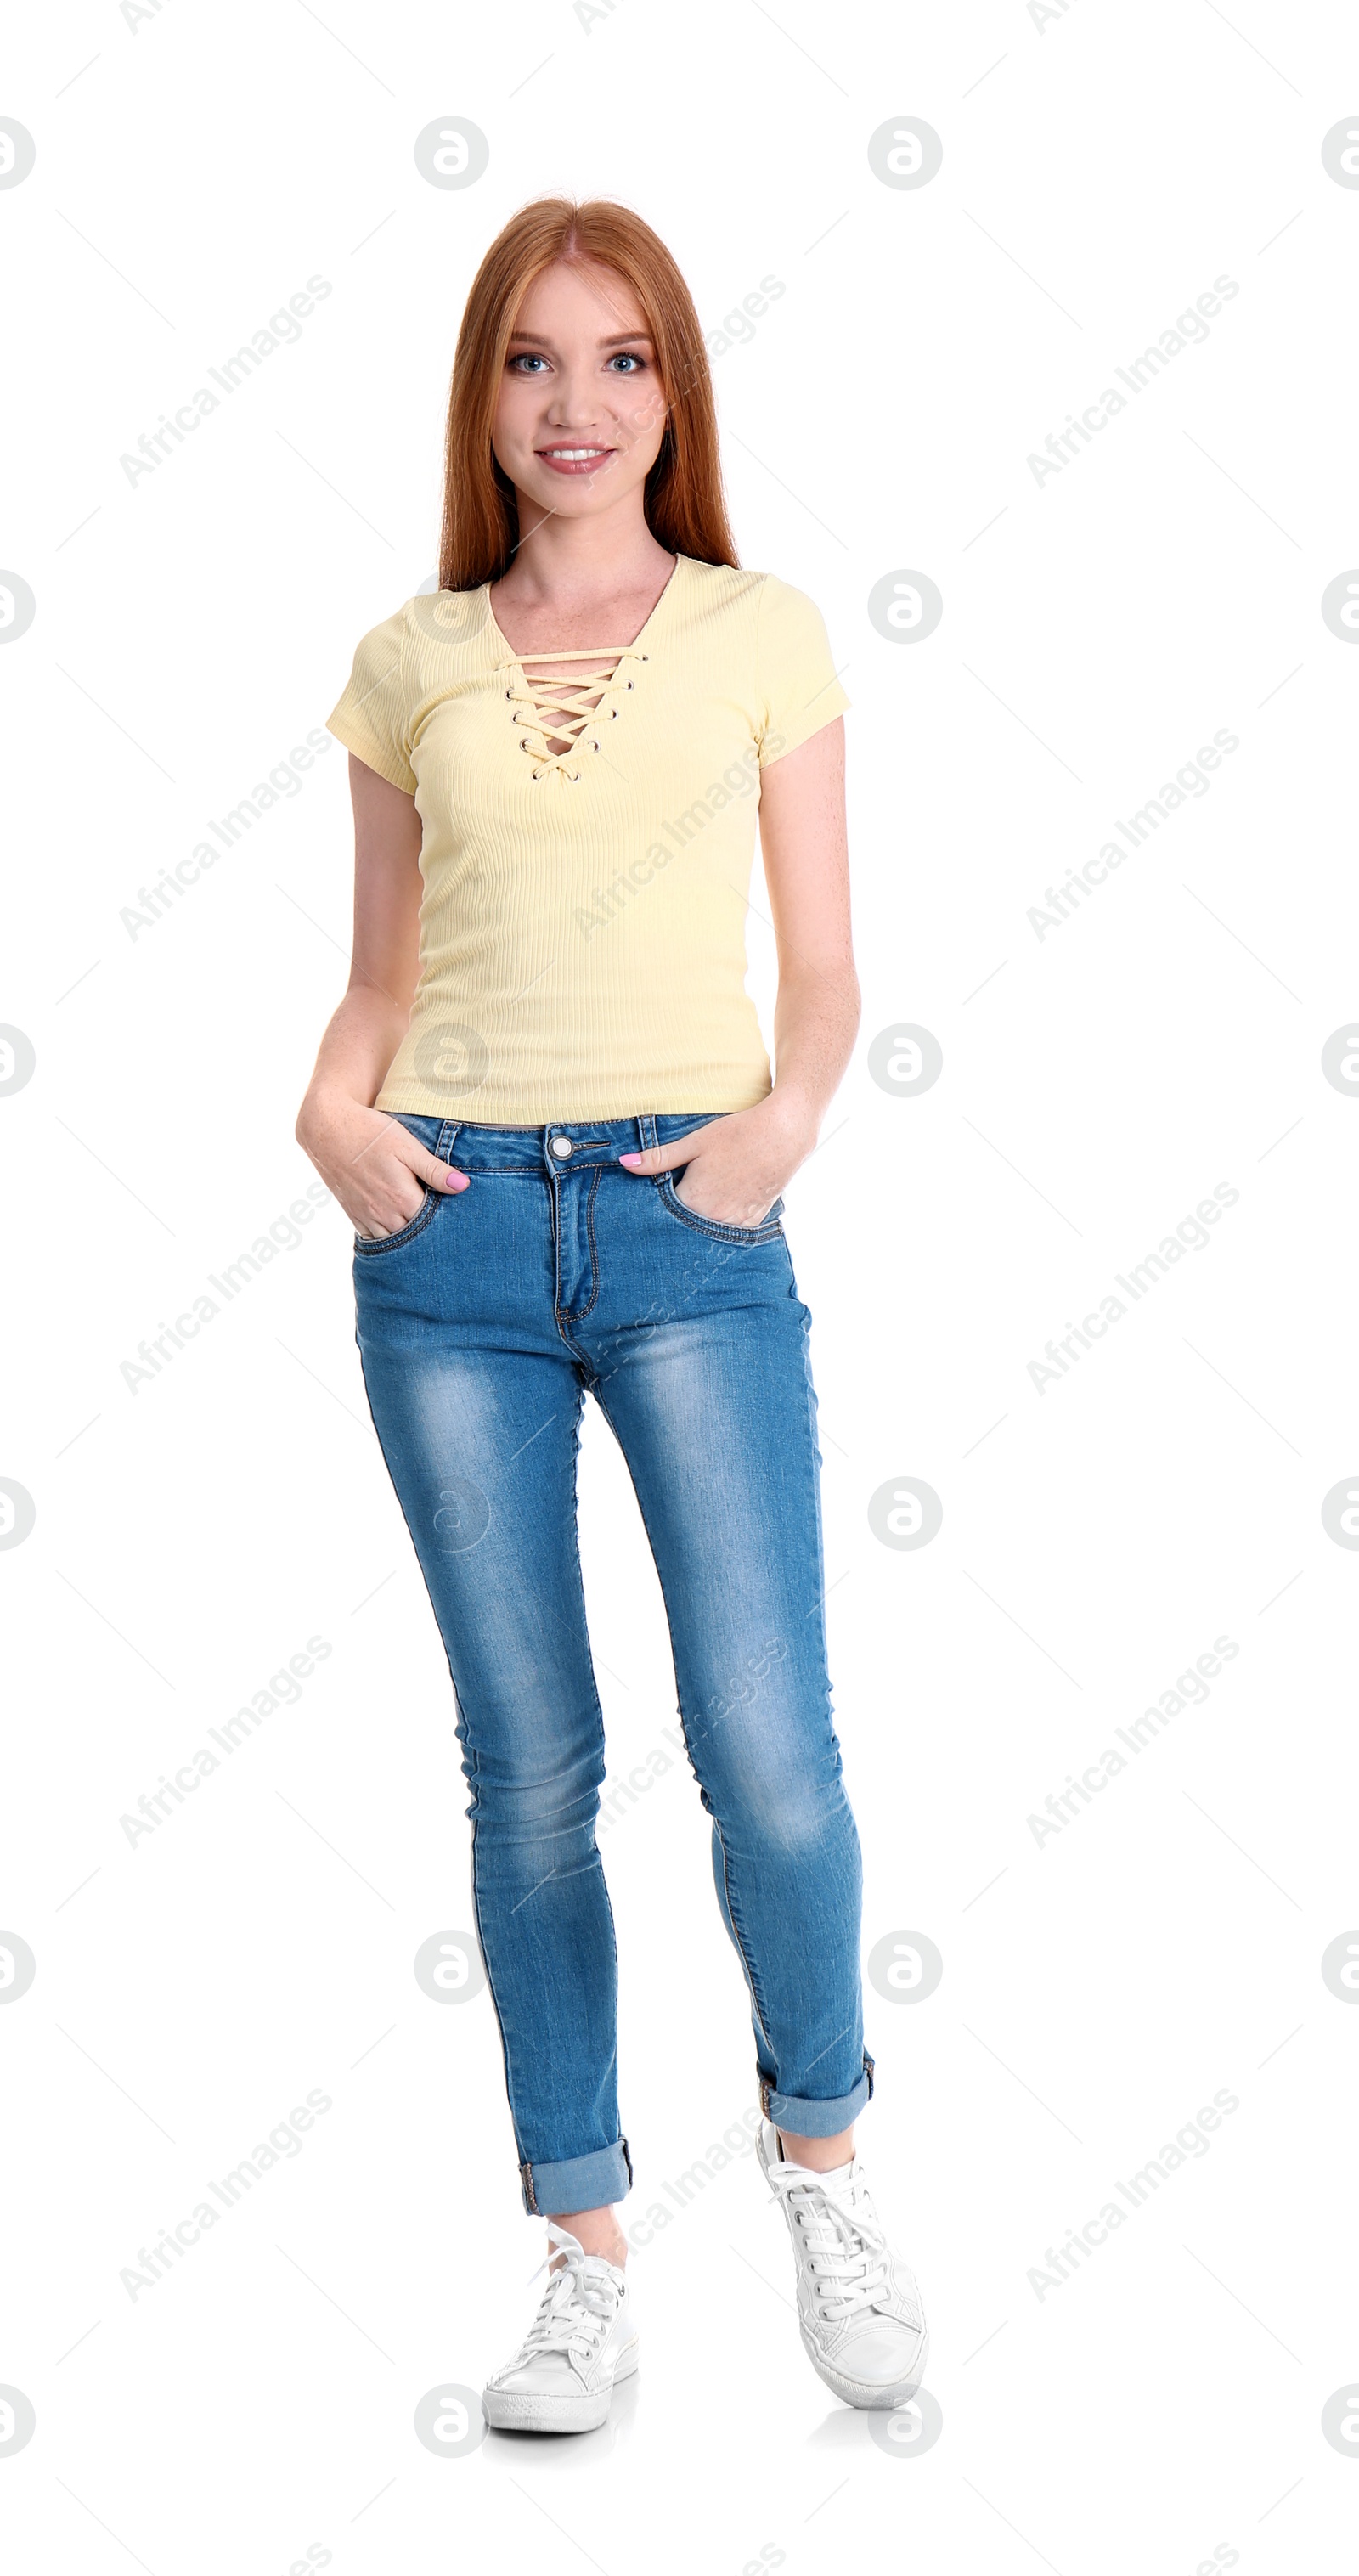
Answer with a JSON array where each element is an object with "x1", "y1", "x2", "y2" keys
[
  {"x1": 655, "y1": 1173, "x2": 783, "y2": 1244},
  {"x1": 352, "y1": 1187, "x2": 439, "y2": 1255}
]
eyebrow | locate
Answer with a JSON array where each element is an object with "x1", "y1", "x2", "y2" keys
[{"x1": 505, "y1": 330, "x2": 654, "y2": 349}]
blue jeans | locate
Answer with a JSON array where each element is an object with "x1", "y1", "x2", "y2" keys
[{"x1": 353, "y1": 1111, "x2": 872, "y2": 2215}]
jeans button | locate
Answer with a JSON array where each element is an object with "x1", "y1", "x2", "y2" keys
[{"x1": 550, "y1": 1134, "x2": 573, "y2": 1160}]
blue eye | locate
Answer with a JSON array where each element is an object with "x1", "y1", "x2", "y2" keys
[
  {"x1": 609, "y1": 352, "x2": 645, "y2": 373},
  {"x1": 510, "y1": 353, "x2": 549, "y2": 374}
]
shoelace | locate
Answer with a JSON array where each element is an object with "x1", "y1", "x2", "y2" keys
[
  {"x1": 772, "y1": 2165, "x2": 894, "y2": 2325},
  {"x1": 510, "y1": 2222, "x2": 622, "y2": 2366},
  {"x1": 503, "y1": 645, "x2": 648, "y2": 781}
]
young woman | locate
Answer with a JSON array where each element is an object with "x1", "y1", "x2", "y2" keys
[{"x1": 297, "y1": 197, "x2": 927, "y2": 2433}]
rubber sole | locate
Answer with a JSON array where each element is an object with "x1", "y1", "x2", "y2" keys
[
  {"x1": 804, "y1": 2321, "x2": 930, "y2": 2412},
  {"x1": 482, "y1": 2338, "x2": 639, "y2": 2434}
]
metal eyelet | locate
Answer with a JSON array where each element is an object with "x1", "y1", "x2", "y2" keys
[
  {"x1": 589, "y1": 740, "x2": 600, "y2": 751},
  {"x1": 640, "y1": 653, "x2": 649, "y2": 662},
  {"x1": 608, "y1": 707, "x2": 619, "y2": 719},
  {"x1": 567, "y1": 771, "x2": 580, "y2": 783},
  {"x1": 626, "y1": 679, "x2": 634, "y2": 691}
]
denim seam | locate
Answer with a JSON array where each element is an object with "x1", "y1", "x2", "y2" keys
[
  {"x1": 466, "y1": 1765, "x2": 549, "y2": 2201},
  {"x1": 559, "y1": 1165, "x2": 604, "y2": 1327},
  {"x1": 388, "y1": 1114, "x2": 723, "y2": 1141},
  {"x1": 563, "y1": 1380, "x2": 612, "y2": 1803},
  {"x1": 518, "y1": 2141, "x2": 632, "y2": 2211},
  {"x1": 548, "y1": 1183, "x2": 601, "y2": 1363},
  {"x1": 561, "y1": 1379, "x2": 627, "y2": 2171},
  {"x1": 469, "y1": 1810, "x2": 527, "y2": 2174},
  {"x1": 552, "y1": 1303, "x2": 595, "y2": 1369},
  {"x1": 785, "y1": 1280, "x2": 868, "y2": 2105},
  {"x1": 388, "y1": 1113, "x2": 461, "y2": 1164},
  {"x1": 583, "y1": 1166, "x2": 603, "y2": 1319},
  {"x1": 796, "y1": 1281, "x2": 866, "y2": 2101},
  {"x1": 763, "y1": 2059, "x2": 872, "y2": 2121},
  {"x1": 553, "y1": 1322, "x2": 595, "y2": 1368},
  {"x1": 713, "y1": 1815, "x2": 776, "y2": 2053}
]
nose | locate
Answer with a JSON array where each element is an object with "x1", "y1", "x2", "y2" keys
[{"x1": 545, "y1": 376, "x2": 602, "y2": 430}]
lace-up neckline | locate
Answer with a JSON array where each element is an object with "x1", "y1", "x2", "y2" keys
[
  {"x1": 501, "y1": 644, "x2": 649, "y2": 781},
  {"x1": 484, "y1": 555, "x2": 680, "y2": 783}
]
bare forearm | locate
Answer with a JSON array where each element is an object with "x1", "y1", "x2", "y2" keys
[
  {"x1": 297, "y1": 978, "x2": 411, "y2": 1135},
  {"x1": 769, "y1": 963, "x2": 861, "y2": 1140}
]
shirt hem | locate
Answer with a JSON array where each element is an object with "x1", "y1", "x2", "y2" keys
[
  {"x1": 375, "y1": 1076, "x2": 773, "y2": 1122},
  {"x1": 324, "y1": 711, "x2": 417, "y2": 795},
  {"x1": 758, "y1": 682, "x2": 851, "y2": 769}
]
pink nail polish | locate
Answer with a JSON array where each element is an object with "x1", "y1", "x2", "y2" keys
[{"x1": 618, "y1": 1152, "x2": 643, "y2": 1166}]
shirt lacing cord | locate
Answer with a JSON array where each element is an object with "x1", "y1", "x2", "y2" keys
[{"x1": 502, "y1": 644, "x2": 650, "y2": 782}]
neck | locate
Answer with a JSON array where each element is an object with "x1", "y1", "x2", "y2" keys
[{"x1": 499, "y1": 487, "x2": 674, "y2": 608}]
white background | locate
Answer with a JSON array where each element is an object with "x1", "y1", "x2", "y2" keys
[{"x1": 3, "y1": 3, "x2": 1357, "y2": 2569}]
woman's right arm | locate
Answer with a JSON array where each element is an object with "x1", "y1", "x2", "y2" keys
[{"x1": 296, "y1": 752, "x2": 467, "y2": 1237}]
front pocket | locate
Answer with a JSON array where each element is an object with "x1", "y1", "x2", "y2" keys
[
  {"x1": 655, "y1": 1173, "x2": 784, "y2": 1244},
  {"x1": 352, "y1": 1187, "x2": 439, "y2": 1255}
]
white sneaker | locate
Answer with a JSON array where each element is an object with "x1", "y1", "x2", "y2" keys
[
  {"x1": 756, "y1": 2120, "x2": 928, "y2": 2410},
  {"x1": 482, "y1": 2222, "x2": 638, "y2": 2433}
]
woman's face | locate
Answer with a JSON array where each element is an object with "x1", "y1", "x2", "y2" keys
[{"x1": 492, "y1": 258, "x2": 668, "y2": 527}]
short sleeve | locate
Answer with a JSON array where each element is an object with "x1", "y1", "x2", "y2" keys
[
  {"x1": 326, "y1": 606, "x2": 418, "y2": 793},
  {"x1": 755, "y1": 574, "x2": 851, "y2": 769}
]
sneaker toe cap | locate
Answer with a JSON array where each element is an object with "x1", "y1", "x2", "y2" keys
[
  {"x1": 488, "y1": 2356, "x2": 581, "y2": 2395},
  {"x1": 837, "y1": 2320, "x2": 926, "y2": 2384}
]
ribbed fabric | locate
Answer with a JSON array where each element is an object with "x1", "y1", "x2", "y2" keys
[{"x1": 325, "y1": 554, "x2": 850, "y2": 1123}]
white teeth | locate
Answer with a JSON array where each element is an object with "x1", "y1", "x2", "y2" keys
[{"x1": 543, "y1": 448, "x2": 606, "y2": 459}]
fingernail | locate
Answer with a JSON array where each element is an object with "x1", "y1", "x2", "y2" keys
[{"x1": 617, "y1": 1152, "x2": 644, "y2": 1167}]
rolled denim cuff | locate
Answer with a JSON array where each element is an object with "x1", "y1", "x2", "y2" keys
[
  {"x1": 759, "y1": 2052, "x2": 874, "y2": 2137},
  {"x1": 519, "y1": 2137, "x2": 633, "y2": 2217}
]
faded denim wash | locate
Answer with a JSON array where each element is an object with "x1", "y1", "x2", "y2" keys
[{"x1": 353, "y1": 1109, "x2": 872, "y2": 2215}]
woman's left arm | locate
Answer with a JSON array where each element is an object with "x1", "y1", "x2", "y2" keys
[{"x1": 618, "y1": 718, "x2": 860, "y2": 1224}]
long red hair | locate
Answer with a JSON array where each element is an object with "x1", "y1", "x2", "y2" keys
[{"x1": 438, "y1": 197, "x2": 738, "y2": 590}]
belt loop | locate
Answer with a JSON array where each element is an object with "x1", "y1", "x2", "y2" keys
[
  {"x1": 435, "y1": 1119, "x2": 461, "y2": 1165},
  {"x1": 637, "y1": 1113, "x2": 657, "y2": 1153}
]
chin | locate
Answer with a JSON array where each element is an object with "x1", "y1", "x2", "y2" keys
[{"x1": 530, "y1": 471, "x2": 632, "y2": 510}]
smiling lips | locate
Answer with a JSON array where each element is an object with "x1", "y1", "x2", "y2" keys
[{"x1": 535, "y1": 445, "x2": 616, "y2": 476}]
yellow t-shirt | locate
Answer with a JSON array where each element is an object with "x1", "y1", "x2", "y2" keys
[{"x1": 325, "y1": 552, "x2": 849, "y2": 1123}]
